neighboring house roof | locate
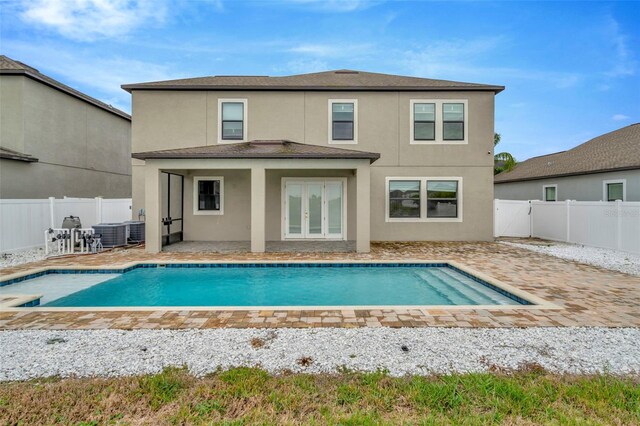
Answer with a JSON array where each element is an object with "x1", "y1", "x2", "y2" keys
[
  {"x1": 132, "y1": 140, "x2": 380, "y2": 163},
  {"x1": 122, "y1": 69, "x2": 504, "y2": 93},
  {"x1": 0, "y1": 55, "x2": 130, "y2": 120},
  {"x1": 0, "y1": 147, "x2": 38, "y2": 163},
  {"x1": 495, "y1": 123, "x2": 640, "y2": 183}
]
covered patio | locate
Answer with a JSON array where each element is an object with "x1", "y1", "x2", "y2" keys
[{"x1": 132, "y1": 140, "x2": 380, "y2": 254}]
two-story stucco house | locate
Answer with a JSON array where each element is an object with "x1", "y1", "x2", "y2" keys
[
  {"x1": 0, "y1": 55, "x2": 131, "y2": 199},
  {"x1": 123, "y1": 70, "x2": 503, "y2": 253}
]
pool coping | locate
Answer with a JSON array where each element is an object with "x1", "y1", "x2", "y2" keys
[{"x1": 0, "y1": 260, "x2": 560, "y2": 312}]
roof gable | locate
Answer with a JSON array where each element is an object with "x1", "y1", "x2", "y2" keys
[
  {"x1": 0, "y1": 55, "x2": 130, "y2": 120},
  {"x1": 495, "y1": 123, "x2": 640, "y2": 183}
]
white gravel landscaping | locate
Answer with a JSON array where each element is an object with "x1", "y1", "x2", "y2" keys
[
  {"x1": 1, "y1": 327, "x2": 638, "y2": 381},
  {"x1": 0, "y1": 247, "x2": 49, "y2": 269},
  {"x1": 500, "y1": 241, "x2": 640, "y2": 276}
]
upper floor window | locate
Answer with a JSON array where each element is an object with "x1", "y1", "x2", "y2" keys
[
  {"x1": 543, "y1": 184, "x2": 557, "y2": 201},
  {"x1": 193, "y1": 176, "x2": 224, "y2": 215},
  {"x1": 603, "y1": 179, "x2": 625, "y2": 201},
  {"x1": 329, "y1": 99, "x2": 358, "y2": 144},
  {"x1": 410, "y1": 100, "x2": 467, "y2": 144},
  {"x1": 443, "y1": 103, "x2": 464, "y2": 141},
  {"x1": 413, "y1": 103, "x2": 435, "y2": 141},
  {"x1": 218, "y1": 99, "x2": 247, "y2": 143}
]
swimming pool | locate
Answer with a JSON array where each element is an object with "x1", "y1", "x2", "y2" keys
[{"x1": 0, "y1": 263, "x2": 533, "y2": 308}]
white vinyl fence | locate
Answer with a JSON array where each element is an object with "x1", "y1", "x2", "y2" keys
[
  {"x1": 0, "y1": 197, "x2": 132, "y2": 253},
  {"x1": 494, "y1": 199, "x2": 640, "y2": 254}
]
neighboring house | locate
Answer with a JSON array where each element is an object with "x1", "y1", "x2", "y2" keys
[
  {"x1": 495, "y1": 124, "x2": 640, "y2": 202},
  {"x1": 123, "y1": 70, "x2": 503, "y2": 253},
  {"x1": 0, "y1": 55, "x2": 131, "y2": 199}
]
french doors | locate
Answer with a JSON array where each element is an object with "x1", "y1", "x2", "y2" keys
[{"x1": 283, "y1": 179, "x2": 346, "y2": 239}]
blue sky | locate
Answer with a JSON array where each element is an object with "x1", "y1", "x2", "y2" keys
[{"x1": 1, "y1": 0, "x2": 638, "y2": 160}]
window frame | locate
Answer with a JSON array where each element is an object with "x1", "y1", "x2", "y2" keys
[
  {"x1": 602, "y1": 179, "x2": 626, "y2": 202},
  {"x1": 542, "y1": 184, "x2": 558, "y2": 202},
  {"x1": 388, "y1": 179, "x2": 422, "y2": 219},
  {"x1": 410, "y1": 99, "x2": 468, "y2": 144},
  {"x1": 411, "y1": 102, "x2": 436, "y2": 142},
  {"x1": 193, "y1": 176, "x2": 224, "y2": 215},
  {"x1": 385, "y1": 177, "x2": 463, "y2": 223},
  {"x1": 442, "y1": 102, "x2": 465, "y2": 141},
  {"x1": 328, "y1": 99, "x2": 358, "y2": 144},
  {"x1": 218, "y1": 99, "x2": 247, "y2": 144}
]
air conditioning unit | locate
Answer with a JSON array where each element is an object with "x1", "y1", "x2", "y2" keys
[
  {"x1": 92, "y1": 223, "x2": 128, "y2": 248},
  {"x1": 125, "y1": 220, "x2": 145, "y2": 243}
]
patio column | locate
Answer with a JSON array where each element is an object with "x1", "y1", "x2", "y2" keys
[
  {"x1": 251, "y1": 166, "x2": 266, "y2": 252},
  {"x1": 356, "y1": 165, "x2": 371, "y2": 253},
  {"x1": 145, "y1": 165, "x2": 163, "y2": 253}
]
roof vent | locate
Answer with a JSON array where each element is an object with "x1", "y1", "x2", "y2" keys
[{"x1": 334, "y1": 70, "x2": 359, "y2": 74}]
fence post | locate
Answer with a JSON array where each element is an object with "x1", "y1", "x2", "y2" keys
[
  {"x1": 49, "y1": 197, "x2": 55, "y2": 228},
  {"x1": 616, "y1": 199, "x2": 622, "y2": 251},
  {"x1": 493, "y1": 199, "x2": 498, "y2": 238},
  {"x1": 95, "y1": 197, "x2": 103, "y2": 224},
  {"x1": 565, "y1": 200, "x2": 571, "y2": 243}
]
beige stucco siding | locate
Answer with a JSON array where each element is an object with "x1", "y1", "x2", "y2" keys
[
  {"x1": 182, "y1": 169, "x2": 252, "y2": 241},
  {"x1": 0, "y1": 75, "x2": 131, "y2": 199},
  {"x1": 131, "y1": 88, "x2": 495, "y2": 243},
  {"x1": 132, "y1": 90, "x2": 495, "y2": 166},
  {"x1": 0, "y1": 159, "x2": 132, "y2": 199},
  {"x1": 370, "y1": 166, "x2": 493, "y2": 241},
  {"x1": 0, "y1": 76, "x2": 24, "y2": 153}
]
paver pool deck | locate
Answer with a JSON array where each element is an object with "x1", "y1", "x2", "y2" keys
[{"x1": 0, "y1": 241, "x2": 638, "y2": 329}]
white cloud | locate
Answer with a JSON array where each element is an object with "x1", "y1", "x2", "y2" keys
[
  {"x1": 3, "y1": 40, "x2": 187, "y2": 111},
  {"x1": 612, "y1": 114, "x2": 630, "y2": 121},
  {"x1": 21, "y1": 0, "x2": 168, "y2": 41},
  {"x1": 285, "y1": 0, "x2": 381, "y2": 12},
  {"x1": 280, "y1": 59, "x2": 329, "y2": 74},
  {"x1": 288, "y1": 43, "x2": 374, "y2": 58},
  {"x1": 401, "y1": 37, "x2": 583, "y2": 89},
  {"x1": 602, "y1": 15, "x2": 637, "y2": 77}
]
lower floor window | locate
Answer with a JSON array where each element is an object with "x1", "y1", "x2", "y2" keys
[
  {"x1": 543, "y1": 185, "x2": 557, "y2": 202},
  {"x1": 388, "y1": 180, "x2": 421, "y2": 218},
  {"x1": 386, "y1": 177, "x2": 462, "y2": 221},
  {"x1": 605, "y1": 181, "x2": 625, "y2": 201},
  {"x1": 426, "y1": 180, "x2": 458, "y2": 218},
  {"x1": 193, "y1": 177, "x2": 224, "y2": 215}
]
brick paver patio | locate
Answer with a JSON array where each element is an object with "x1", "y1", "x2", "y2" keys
[{"x1": 0, "y1": 241, "x2": 638, "y2": 329}]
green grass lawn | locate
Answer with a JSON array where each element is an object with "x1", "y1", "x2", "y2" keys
[{"x1": 1, "y1": 367, "x2": 638, "y2": 425}]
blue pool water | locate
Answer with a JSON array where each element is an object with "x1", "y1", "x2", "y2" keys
[{"x1": 39, "y1": 264, "x2": 525, "y2": 307}]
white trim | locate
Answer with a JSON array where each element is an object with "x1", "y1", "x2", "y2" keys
[
  {"x1": 328, "y1": 99, "x2": 358, "y2": 144},
  {"x1": 603, "y1": 179, "x2": 626, "y2": 201},
  {"x1": 281, "y1": 178, "x2": 347, "y2": 240},
  {"x1": 385, "y1": 176, "x2": 463, "y2": 223},
  {"x1": 193, "y1": 176, "x2": 224, "y2": 215},
  {"x1": 217, "y1": 98, "x2": 248, "y2": 144},
  {"x1": 409, "y1": 99, "x2": 468, "y2": 144},
  {"x1": 542, "y1": 184, "x2": 557, "y2": 202}
]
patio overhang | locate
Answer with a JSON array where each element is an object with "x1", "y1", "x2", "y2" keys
[
  {"x1": 138, "y1": 141, "x2": 376, "y2": 255},
  {"x1": 132, "y1": 140, "x2": 380, "y2": 163}
]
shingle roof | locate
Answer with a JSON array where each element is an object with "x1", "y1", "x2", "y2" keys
[
  {"x1": 132, "y1": 140, "x2": 380, "y2": 163},
  {"x1": 494, "y1": 123, "x2": 640, "y2": 183},
  {"x1": 122, "y1": 69, "x2": 504, "y2": 93},
  {"x1": 0, "y1": 55, "x2": 130, "y2": 120},
  {"x1": 0, "y1": 147, "x2": 38, "y2": 163}
]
